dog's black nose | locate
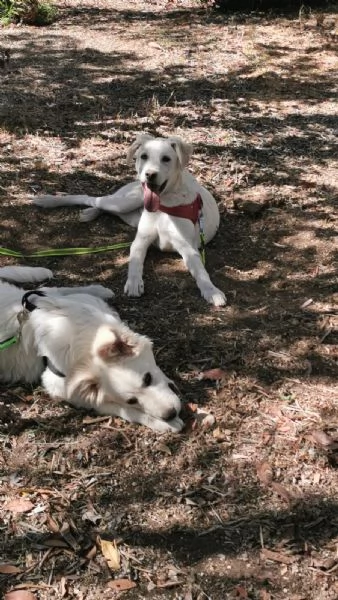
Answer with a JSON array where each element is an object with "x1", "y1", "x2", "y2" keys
[
  {"x1": 145, "y1": 171, "x2": 157, "y2": 182},
  {"x1": 164, "y1": 408, "x2": 177, "y2": 422}
]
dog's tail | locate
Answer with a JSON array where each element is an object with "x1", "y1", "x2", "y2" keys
[
  {"x1": 33, "y1": 194, "x2": 97, "y2": 210},
  {"x1": 0, "y1": 266, "x2": 53, "y2": 283}
]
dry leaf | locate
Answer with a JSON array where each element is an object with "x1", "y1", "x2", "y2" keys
[
  {"x1": 107, "y1": 579, "x2": 137, "y2": 591},
  {"x1": 256, "y1": 461, "x2": 273, "y2": 486},
  {"x1": 41, "y1": 535, "x2": 70, "y2": 549},
  {"x1": 82, "y1": 509, "x2": 102, "y2": 524},
  {"x1": 311, "y1": 556, "x2": 337, "y2": 570},
  {"x1": 271, "y1": 482, "x2": 295, "y2": 503},
  {"x1": 201, "y1": 413, "x2": 216, "y2": 429},
  {"x1": 199, "y1": 368, "x2": 226, "y2": 381},
  {"x1": 5, "y1": 592, "x2": 36, "y2": 600},
  {"x1": 46, "y1": 515, "x2": 59, "y2": 533},
  {"x1": 310, "y1": 430, "x2": 333, "y2": 447},
  {"x1": 0, "y1": 564, "x2": 22, "y2": 574},
  {"x1": 4, "y1": 498, "x2": 34, "y2": 514},
  {"x1": 235, "y1": 585, "x2": 248, "y2": 598},
  {"x1": 86, "y1": 545, "x2": 97, "y2": 560},
  {"x1": 99, "y1": 538, "x2": 120, "y2": 571},
  {"x1": 212, "y1": 427, "x2": 227, "y2": 441},
  {"x1": 156, "y1": 443, "x2": 172, "y2": 455},
  {"x1": 186, "y1": 402, "x2": 198, "y2": 413}
]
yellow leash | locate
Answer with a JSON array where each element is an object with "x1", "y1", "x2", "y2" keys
[{"x1": 0, "y1": 242, "x2": 131, "y2": 258}]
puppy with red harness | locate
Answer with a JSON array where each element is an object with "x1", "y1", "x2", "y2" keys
[{"x1": 33, "y1": 135, "x2": 226, "y2": 307}]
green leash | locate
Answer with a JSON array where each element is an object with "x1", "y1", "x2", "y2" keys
[
  {"x1": 0, "y1": 335, "x2": 18, "y2": 350},
  {"x1": 0, "y1": 242, "x2": 131, "y2": 259}
]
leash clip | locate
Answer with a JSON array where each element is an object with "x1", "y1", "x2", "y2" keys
[
  {"x1": 198, "y1": 210, "x2": 206, "y2": 266},
  {"x1": 17, "y1": 308, "x2": 29, "y2": 328}
]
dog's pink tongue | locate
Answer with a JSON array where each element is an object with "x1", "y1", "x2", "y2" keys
[{"x1": 143, "y1": 184, "x2": 160, "y2": 212}]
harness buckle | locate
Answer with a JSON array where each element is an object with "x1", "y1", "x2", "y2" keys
[{"x1": 17, "y1": 308, "x2": 29, "y2": 327}]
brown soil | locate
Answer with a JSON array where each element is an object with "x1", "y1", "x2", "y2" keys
[{"x1": 0, "y1": 1, "x2": 337, "y2": 599}]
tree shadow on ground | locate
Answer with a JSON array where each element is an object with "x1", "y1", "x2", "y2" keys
[{"x1": 0, "y1": 6, "x2": 337, "y2": 597}]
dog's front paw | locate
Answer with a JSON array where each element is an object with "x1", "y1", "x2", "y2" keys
[
  {"x1": 124, "y1": 277, "x2": 144, "y2": 297},
  {"x1": 86, "y1": 285, "x2": 115, "y2": 299},
  {"x1": 203, "y1": 287, "x2": 227, "y2": 307},
  {"x1": 79, "y1": 207, "x2": 101, "y2": 222},
  {"x1": 153, "y1": 416, "x2": 185, "y2": 434}
]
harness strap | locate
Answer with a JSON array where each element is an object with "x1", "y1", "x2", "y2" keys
[
  {"x1": 155, "y1": 194, "x2": 203, "y2": 224},
  {"x1": 42, "y1": 356, "x2": 66, "y2": 378},
  {"x1": 21, "y1": 292, "x2": 66, "y2": 377},
  {"x1": 143, "y1": 184, "x2": 203, "y2": 225}
]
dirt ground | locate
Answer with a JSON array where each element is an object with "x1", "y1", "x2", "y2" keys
[{"x1": 0, "y1": 1, "x2": 337, "y2": 598}]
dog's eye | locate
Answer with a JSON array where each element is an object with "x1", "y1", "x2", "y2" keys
[
  {"x1": 140, "y1": 153, "x2": 148, "y2": 161},
  {"x1": 127, "y1": 397, "x2": 138, "y2": 405},
  {"x1": 143, "y1": 372, "x2": 152, "y2": 387},
  {"x1": 162, "y1": 155, "x2": 171, "y2": 163},
  {"x1": 168, "y1": 381, "x2": 179, "y2": 394}
]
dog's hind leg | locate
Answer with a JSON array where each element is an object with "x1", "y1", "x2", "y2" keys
[
  {"x1": 34, "y1": 182, "x2": 144, "y2": 227},
  {"x1": 39, "y1": 285, "x2": 114, "y2": 300},
  {"x1": 0, "y1": 266, "x2": 53, "y2": 284}
]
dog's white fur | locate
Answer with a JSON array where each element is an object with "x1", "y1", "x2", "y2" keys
[
  {"x1": 34, "y1": 135, "x2": 226, "y2": 306},
  {"x1": 0, "y1": 266, "x2": 183, "y2": 433}
]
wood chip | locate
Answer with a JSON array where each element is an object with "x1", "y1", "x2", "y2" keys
[{"x1": 261, "y1": 548, "x2": 297, "y2": 565}]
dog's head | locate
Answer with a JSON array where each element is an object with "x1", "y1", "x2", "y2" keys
[
  {"x1": 66, "y1": 323, "x2": 182, "y2": 424},
  {"x1": 126, "y1": 134, "x2": 193, "y2": 194}
]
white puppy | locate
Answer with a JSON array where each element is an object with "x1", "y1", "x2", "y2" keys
[
  {"x1": 0, "y1": 266, "x2": 183, "y2": 433},
  {"x1": 34, "y1": 135, "x2": 226, "y2": 306}
]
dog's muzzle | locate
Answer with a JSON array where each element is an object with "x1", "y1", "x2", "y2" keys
[{"x1": 144, "y1": 174, "x2": 167, "y2": 194}]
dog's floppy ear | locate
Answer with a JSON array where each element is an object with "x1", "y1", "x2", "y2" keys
[
  {"x1": 69, "y1": 375, "x2": 100, "y2": 405},
  {"x1": 93, "y1": 325, "x2": 141, "y2": 362},
  {"x1": 169, "y1": 137, "x2": 193, "y2": 168},
  {"x1": 97, "y1": 336, "x2": 136, "y2": 361},
  {"x1": 126, "y1": 134, "x2": 154, "y2": 165}
]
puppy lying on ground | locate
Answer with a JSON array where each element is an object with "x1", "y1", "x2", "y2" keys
[
  {"x1": 34, "y1": 134, "x2": 226, "y2": 307},
  {"x1": 0, "y1": 266, "x2": 183, "y2": 433}
]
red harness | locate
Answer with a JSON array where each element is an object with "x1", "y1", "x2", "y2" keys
[{"x1": 143, "y1": 184, "x2": 202, "y2": 225}]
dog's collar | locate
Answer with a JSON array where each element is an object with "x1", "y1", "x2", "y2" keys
[
  {"x1": 142, "y1": 184, "x2": 203, "y2": 225},
  {"x1": 21, "y1": 292, "x2": 66, "y2": 378},
  {"x1": 42, "y1": 356, "x2": 66, "y2": 378},
  {"x1": 22, "y1": 290, "x2": 46, "y2": 312},
  {"x1": 22, "y1": 290, "x2": 65, "y2": 377}
]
